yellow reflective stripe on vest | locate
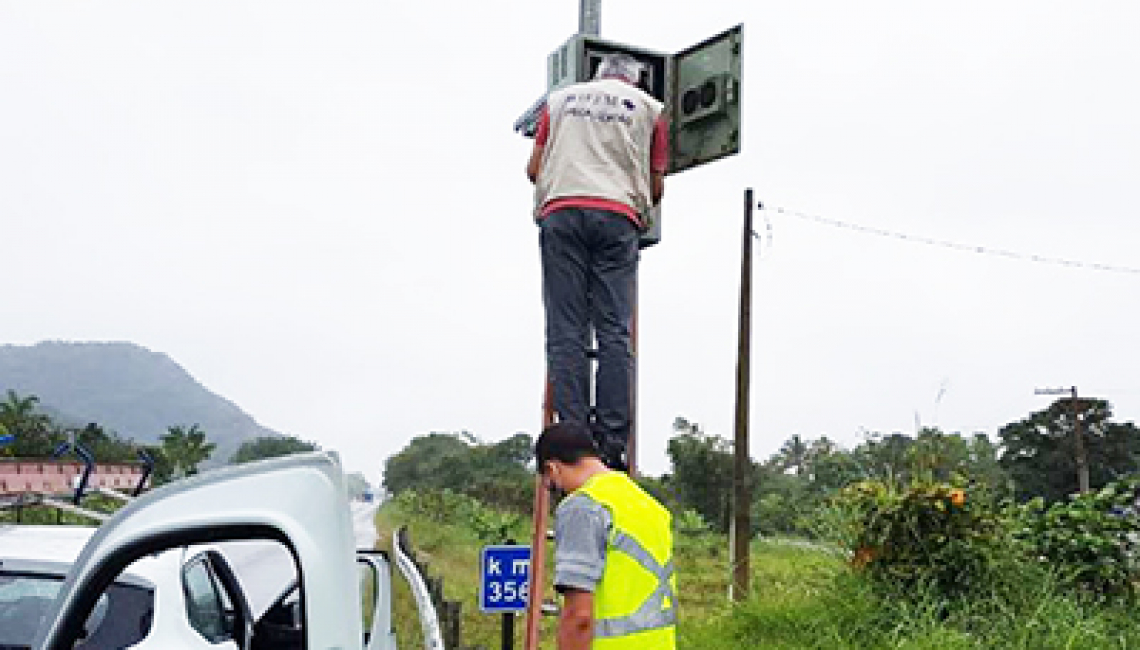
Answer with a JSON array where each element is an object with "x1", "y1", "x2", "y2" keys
[{"x1": 594, "y1": 530, "x2": 677, "y2": 638}]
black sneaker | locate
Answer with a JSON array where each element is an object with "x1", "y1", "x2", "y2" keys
[{"x1": 600, "y1": 439, "x2": 629, "y2": 473}]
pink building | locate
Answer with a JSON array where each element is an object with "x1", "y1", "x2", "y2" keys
[{"x1": 0, "y1": 459, "x2": 148, "y2": 495}]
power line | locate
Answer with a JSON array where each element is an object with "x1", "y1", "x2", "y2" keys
[{"x1": 761, "y1": 205, "x2": 1140, "y2": 276}]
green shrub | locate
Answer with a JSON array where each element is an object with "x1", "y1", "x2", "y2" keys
[
  {"x1": 389, "y1": 488, "x2": 524, "y2": 544},
  {"x1": 837, "y1": 479, "x2": 1014, "y2": 597},
  {"x1": 1014, "y1": 477, "x2": 1140, "y2": 599},
  {"x1": 676, "y1": 508, "x2": 710, "y2": 536}
]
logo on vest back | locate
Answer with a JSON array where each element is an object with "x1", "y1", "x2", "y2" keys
[{"x1": 561, "y1": 91, "x2": 636, "y2": 126}]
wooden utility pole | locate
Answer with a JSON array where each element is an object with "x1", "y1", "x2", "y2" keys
[
  {"x1": 1035, "y1": 386, "x2": 1090, "y2": 494},
  {"x1": 730, "y1": 189, "x2": 754, "y2": 601},
  {"x1": 1070, "y1": 386, "x2": 1090, "y2": 494}
]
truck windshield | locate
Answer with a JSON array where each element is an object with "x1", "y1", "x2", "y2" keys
[{"x1": 0, "y1": 571, "x2": 153, "y2": 649}]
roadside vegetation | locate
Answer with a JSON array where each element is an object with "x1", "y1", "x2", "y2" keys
[
  {"x1": 378, "y1": 478, "x2": 1140, "y2": 649},
  {"x1": 10, "y1": 381, "x2": 1140, "y2": 646},
  {"x1": 376, "y1": 396, "x2": 1140, "y2": 648}
]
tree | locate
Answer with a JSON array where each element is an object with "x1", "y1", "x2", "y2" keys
[
  {"x1": 73, "y1": 422, "x2": 136, "y2": 464},
  {"x1": 1000, "y1": 398, "x2": 1140, "y2": 502},
  {"x1": 0, "y1": 390, "x2": 51, "y2": 433},
  {"x1": 855, "y1": 432, "x2": 914, "y2": 484},
  {"x1": 667, "y1": 418, "x2": 735, "y2": 532},
  {"x1": 160, "y1": 424, "x2": 216, "y2": 479},
  {"x1": 382, "y1": 432, "x2": 534, "y2": 512},
  {"x1": 383, "y1": 433, "x2": 477, "y2": 495},
  {"x1": 751, "y1": 467, "x2": 811, "y2": 536},
  {"x1": 0, "y1": 390, "x2": 55, "y2": 456},
  {"x1": 0, "y1": 421, "x2": 11, "y2": 457},
  {"x1": 344, "y1": 472, "x2": 372, "y2": 500},
  {"x1": 140, "y1": 444, "x2": 175, "y2": 487},
  {"x1": 753, "y1": 435, "x2": 865, "y2": 538},
  {"x1": 964, "y1": 433, "x2": 1010, "y2": 496},
  {"x1": 906, "y1": 428, "x2": 972, "y2": 482},
  {"x1": 802, "y1": 438, "x2": 864, "y2": 492},
  {"x1": 773, "y1": 434, "x2": 809, "y2": 476},
  {"x1": 231, "y1": 435, "x2": 319, "y2": 464}
]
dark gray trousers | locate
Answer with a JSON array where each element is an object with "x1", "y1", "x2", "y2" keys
[{"x1": 540, "y1": 207, "x2": 639, "y2": 446}]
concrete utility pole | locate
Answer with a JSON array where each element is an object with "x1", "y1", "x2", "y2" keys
[
  {"x1": 1035, "y1": 386, "x2": 1090, "y2": 494},
  {"x1": 730, "y1": 189, "x2": 754, "y2": 601}
]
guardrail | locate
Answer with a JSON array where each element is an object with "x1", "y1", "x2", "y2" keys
[{"x1": 396, "y1": 526, "x2": 488, "y2": 650}]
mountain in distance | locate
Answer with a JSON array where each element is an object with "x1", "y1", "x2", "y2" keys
[{"x1": 0, "y1": 340, "x2": 285, "y2": 464}]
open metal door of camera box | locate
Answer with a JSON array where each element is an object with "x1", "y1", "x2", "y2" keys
[{"x1": 668, "y1": 24, "x2": 742, "y2": 175}]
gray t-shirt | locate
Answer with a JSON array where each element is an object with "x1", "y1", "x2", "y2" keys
[{"x1": 553, "y1": 492, "x2": 612, "y2": 593}]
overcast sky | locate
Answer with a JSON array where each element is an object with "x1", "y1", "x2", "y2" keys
[{"x1": 2, "y1": 1, "x2": 1137, "y2": 483}]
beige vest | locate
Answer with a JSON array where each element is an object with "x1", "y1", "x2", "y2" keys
[{"x1": 535, "y1": 78, "x2": 664, "y2": 219}]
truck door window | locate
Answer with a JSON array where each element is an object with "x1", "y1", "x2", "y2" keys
[{"x1": 0, "y1": 570, "x2": 152, "y2": 649}]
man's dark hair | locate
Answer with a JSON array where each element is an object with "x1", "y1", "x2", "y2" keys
[{"x1": 534, "y1": 421, "x2": 599, "y2": 472}]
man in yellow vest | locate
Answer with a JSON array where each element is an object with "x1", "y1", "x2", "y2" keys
[{"x1": 535, "y1": 422, "x2": 676, "y2": 649}]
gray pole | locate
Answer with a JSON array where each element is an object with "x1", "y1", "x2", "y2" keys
[{"x1": 579, "y1": 0, "x2": 600, "y2": 35}]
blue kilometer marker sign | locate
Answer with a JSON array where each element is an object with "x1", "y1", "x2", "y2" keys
[{"x1": 480, "y1": 545, "x2": 531, "y2": 613}]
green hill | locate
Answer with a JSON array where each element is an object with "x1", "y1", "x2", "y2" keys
[{"x1": 0, "y1": 340, "x2": 285, "y2": 464}]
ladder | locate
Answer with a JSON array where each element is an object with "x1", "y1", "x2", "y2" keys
[{"x1": 523, "y1": 302, "x2": 638, "y2": 650}]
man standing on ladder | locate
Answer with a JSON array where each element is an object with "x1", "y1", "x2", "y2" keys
[{"x1": 526, "y1": 51, "x2": 668, "y2": 471}]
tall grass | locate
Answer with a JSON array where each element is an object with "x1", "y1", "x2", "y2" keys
[
  {"x1": 686, "y1": 540, "x2": 1140, "y2": 649},
  {"x1": 376, "y1": 493, "x2": 1140, "y2": 650}
]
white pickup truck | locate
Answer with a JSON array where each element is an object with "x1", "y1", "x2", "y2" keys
[{"x1": 23, "y1": 452, "x2": 441, "y2": 650}]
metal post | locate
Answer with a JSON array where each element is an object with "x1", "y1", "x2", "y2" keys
[
  {"x1": 501, "y1": 538, "x2": 518, "y2": 650},
  {"x1": 730, "y1": 189, "x2": 753, "y2": 601},
  {"x1": 502, "y1": 612, "x2": 515, "y2": 650},
  {"x1": 579, "y1": 0, "x2": 600, "y2": 35}
]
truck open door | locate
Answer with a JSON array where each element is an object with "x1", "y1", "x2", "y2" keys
[
  {"x1": 357, "y1": 549, "x2": 397, "y2": 650},
  {"x1": 34, "y1": 453, "x2": 365, "y2": 650}
]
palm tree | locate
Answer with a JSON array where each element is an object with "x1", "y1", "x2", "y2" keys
[
  {"x1": 0, "y1": 390, "x2": 57, "y2": 457},
  {"x1": 160, "y1": 424, "x2": 216, "y2": 479},
  {"x1": 776, "y1": 434, "x2": 809, "y2": 476},
  {"x1": 0, "y1": 421, "x2": 13, "y2": 456},
  {"x1": 0, "y1": 390, "x2": 52, "y2": 435},
  {"x1": 672, "y1": 416, "x2": 702, "y2": 436}
]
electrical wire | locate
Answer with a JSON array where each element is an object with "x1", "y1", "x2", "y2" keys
[{"x1": 760, "y1": 204, "x2": 1140, "y2": 276}]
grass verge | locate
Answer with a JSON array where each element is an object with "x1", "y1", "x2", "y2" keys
[{"x1": 376, "y1": 498, "x2": 1140, "y2": 649}]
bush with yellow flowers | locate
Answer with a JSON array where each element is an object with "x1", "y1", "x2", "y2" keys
[{"x1": 836, "y1": 479, "x2": 1014, "y2": 597}]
